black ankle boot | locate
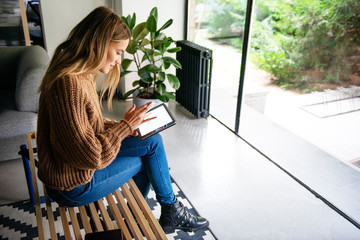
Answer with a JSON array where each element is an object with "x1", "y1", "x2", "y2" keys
[{"x1": 159, "y1": 200, "x2": 209, "y2": 233}]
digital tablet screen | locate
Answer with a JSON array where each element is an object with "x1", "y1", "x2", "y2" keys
[{"x1": 137, "y1": 103, "x2": 176, "y2": 140}]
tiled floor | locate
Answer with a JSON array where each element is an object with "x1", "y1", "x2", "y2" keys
[{"x1": 1, "y1": 99, "x2": 360, "y2": 239}]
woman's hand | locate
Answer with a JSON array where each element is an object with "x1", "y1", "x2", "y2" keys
[{"x1": 124, "y1": 102, "x2": 156, "y2": 134}]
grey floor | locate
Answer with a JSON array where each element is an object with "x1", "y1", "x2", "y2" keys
[{"x1": 1, "y1": 99, "x2": 360, "y2": 239}]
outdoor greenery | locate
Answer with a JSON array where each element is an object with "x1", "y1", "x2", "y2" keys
[{"x1": 201, "y1": 0, "x2": 360, "y2": 92}]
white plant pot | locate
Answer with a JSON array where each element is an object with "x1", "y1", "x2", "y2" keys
[{"x1": 132, "y1": 89, "x2": 164, "y2": 108}]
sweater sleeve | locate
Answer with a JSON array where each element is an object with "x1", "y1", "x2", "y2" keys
[
  {"x1": 48, "y1": 78, "x2": 132, "y2": 170},
  {"x1": 104, "y1": 117, "x2": 134, "y2": 133}
]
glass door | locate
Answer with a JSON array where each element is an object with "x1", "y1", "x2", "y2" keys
[
  {"x1": 187, "y1": 0, "x2": 360, "y2": 228},
  {"x1": 188, "y1": 0, "x2": 360, "y2": 171},
  {"x1": 189, "y1": 0, "x2": 247, "y2": 131},
  {"x1": 239, "y1": 0, "x2": 360, "y2": 170}
]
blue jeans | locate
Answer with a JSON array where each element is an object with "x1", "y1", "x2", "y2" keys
[{"x1": 46, "y1": 134, "x2": 176, "y2": 207}]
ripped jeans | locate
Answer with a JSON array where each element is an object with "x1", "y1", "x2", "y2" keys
[{"x1": 45, "y1": 134, "x2": 176, "y2": 207}]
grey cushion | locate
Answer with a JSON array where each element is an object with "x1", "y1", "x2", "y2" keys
[
  {"x1": 0, "y1": 109, "x2": 37, "y2": 161},
  {"x1": 15, "y1": 46, "x2": 49, "y2": 112}
]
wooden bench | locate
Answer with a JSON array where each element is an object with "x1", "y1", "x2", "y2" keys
[{"x1": 25, "y1": 132, "x2": 167, "y2": 240}]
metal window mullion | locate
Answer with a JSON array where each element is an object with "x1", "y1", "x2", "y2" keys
[{"x1": 235, "y1": 0, "x2": 254, "y2": 134}]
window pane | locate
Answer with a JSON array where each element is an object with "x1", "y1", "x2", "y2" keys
[
  {"x1": 240, "y1": 0, "x2": 360, "y2": 170},
  {"x1": 190, "y1": 0, "x2": 247, "y2": 130}
]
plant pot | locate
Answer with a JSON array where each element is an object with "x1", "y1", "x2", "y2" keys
[{"x1": 133, "y1": 89, "x2": 164, "y2": 108}]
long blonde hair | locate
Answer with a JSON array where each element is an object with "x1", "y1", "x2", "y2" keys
[{"x1": 39, "y1": 6, "x2": 131, "y2": 110}]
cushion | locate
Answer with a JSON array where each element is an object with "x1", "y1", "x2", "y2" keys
[
  {"x1": 15, "y1": 46, "x2": 49, "y2": 112},
  {"x1": 0, "y1": 109, "x2": 37, "y2": 161}
]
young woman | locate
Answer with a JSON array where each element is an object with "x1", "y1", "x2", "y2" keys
[{"x1": 36, "y1": 6, "x2": 208, "y2": 234}]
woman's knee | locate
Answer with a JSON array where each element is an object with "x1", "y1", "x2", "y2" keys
[
  {"x1": 142, "y1": 134, "x2": 164, "y2": 155},
  {"x1": 149, "y1": 133, "x2": 163, "y2": 145}
]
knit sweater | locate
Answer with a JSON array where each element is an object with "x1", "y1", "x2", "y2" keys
[{"x1": 37, "y1": 76, "x2": 133, "y2": 191}]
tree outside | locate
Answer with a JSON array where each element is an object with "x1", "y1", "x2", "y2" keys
[{"x1": 196, "y1": 0, "x2": 360, "y2": 92}]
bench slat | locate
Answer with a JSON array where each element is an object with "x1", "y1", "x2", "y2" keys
[
  {"x1": 96, "y1": 199, "x2": 114, "y2": 230},
  {"x1": 69, "y1": 207, "x2": 82, "y2": 240},
  {"x1": 88, "y1": 202, "x2": 104, "y2": 232},
  {"x1": 122, "y1": 182, "x2": 157, "y2": 239},
  {"x1": 43, "y1": 186, "x2": 58, "y2": 240},
  {"x1": 105, "y1": 193, "x2": 132, "y2": 240},
  {"x1": 79, "y1": 205, "x2": 93, "y2": 234},
  {"x1": 114, "y1": 189, "x2": 143, "y2": 240},
  {"x1": 129, "y1": 178, "x2": 168, "y2": 240},
  {"x1": 59, "y1": 207, "x2": 72, "y2": 240}
]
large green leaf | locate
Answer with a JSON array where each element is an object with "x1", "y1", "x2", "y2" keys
[
  {"x1": 164, "y1": 92, "x2": 176, "y2": 100},
  {"x1": 158, "y1": 72, "x2": 166, "y2": 81},
  {"x1": 153, "y1": 39, "x2": 172, "y2": 48},
  {"x1": 154, "y1": 51, "x2": 162, "y2": 56},
  {"x1": 154, "y1": 34, "x2": 170, "y2": 53},
  {"x1": 163, "y1": 57, "x2": 182, "y2": 69},
  {"x1": 132, "y1": 80, "x2": 140, "y2": 87},
  {"x1": 167, "y1": 74, "x2": 180, "y2": 90},
  {"x1": 140, "y1": 38, "x2": 150, "y2": 46},
  {"x1": 155, "y1": 32, "x2": 166, "y2": 41},
  {"x1": 158, "y1": 19, "x2": 173, "y2": 32},
  {"x1": 130, "y1": 13, "x2": 136, "y2": 30},
  {"x1": 139, "y1": 71, "x2": 153, "y2": 83},
  {"x1": 163, "y1": 41, "x2": 172, "y2": 49},
  {"x1": 146, "y1": 15, "x2": 157, "y2": 32},
  {"x1": 140, "y1": 47, "x2": 154, "y2": 57},
  {"x1": 121, "y1": 16, "x2": 130, "y2": 27},
  {"x1": 139, "y1": 79, "x2": 150, "y2": 88},
  {"x1": 149, "y1": 7, "x2": 158, "y2": 22},
  {"x1": 141, "y1": 54, "x2": 150, "y2": 63},
  {"x1": 141, "y1": 49, "x2": 153, "y2": 63},
  {"x1": 154, "y1": 91, "x2": 169, "y2": 102},
  {"x1": 126, "y1": 39, "x2": 137, "y2": 54},
  {"x1": 121, "y1": 58, "x2": 133, "y2": 71},
  {"x1": 156, "y1": 82, "x2": 166, "y2": 95},
  {"x1": 163, "y1": 60, "x2": 171, "y2": 70},
  {"x1": 141, "y1": 64, "x2": 161, "y2": 73},
  {"x1": 133, "y1": 22, "x2": 149, "y2": 42},
  {"x1": 167, "y1": 47, "x2": 182, "y2": 53}
]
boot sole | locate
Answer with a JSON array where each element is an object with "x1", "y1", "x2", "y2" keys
[{"x1": 162, "y1": 221, "x2": 210, "y2": 234}]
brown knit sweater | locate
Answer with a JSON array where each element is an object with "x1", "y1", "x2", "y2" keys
[{"x1": 37, "y1": 76, "x2": 133, "y2": 191}]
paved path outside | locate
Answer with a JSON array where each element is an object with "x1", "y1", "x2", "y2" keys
[{"x1": 195, "y1": 30, "x2": 360, "y2": 171}]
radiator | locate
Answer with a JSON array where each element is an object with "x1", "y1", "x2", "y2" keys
[{"x1": 176, "y1": 40, "x2": 213, "y2": 118}]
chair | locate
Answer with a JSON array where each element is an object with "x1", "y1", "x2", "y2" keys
[
  {"x1": 24, "y1": 132, "x2": 167, "y2": 240},
  {"x1": 0, "y1": 46, "x2": 49, "y2": 163}
]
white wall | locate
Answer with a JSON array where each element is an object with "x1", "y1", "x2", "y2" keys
[
  {"x1": 39, "y1": 0, "x2": 186, "y2": 94},
  {"x1": 40, "y1": 0, "x2": 115, "y2": 57},
  {"x1": 120, "y1": 0, "x2": 186, "y2": 96},
  {"x1": 122, "y1": 1, "x2": 185, "y2": 40}
]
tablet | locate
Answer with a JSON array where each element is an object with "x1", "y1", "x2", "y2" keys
[{"x1": 137, "y1": 103, "x2": 176, "y2": 140}]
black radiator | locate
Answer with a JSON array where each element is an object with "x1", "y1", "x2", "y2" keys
[{"x1": 176, "y1": 40, "x2": 213, "y2": 118}]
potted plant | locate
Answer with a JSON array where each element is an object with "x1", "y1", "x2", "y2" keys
[{"x1": 121, "y1": 7, "x2": 182, "y2": 106}]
